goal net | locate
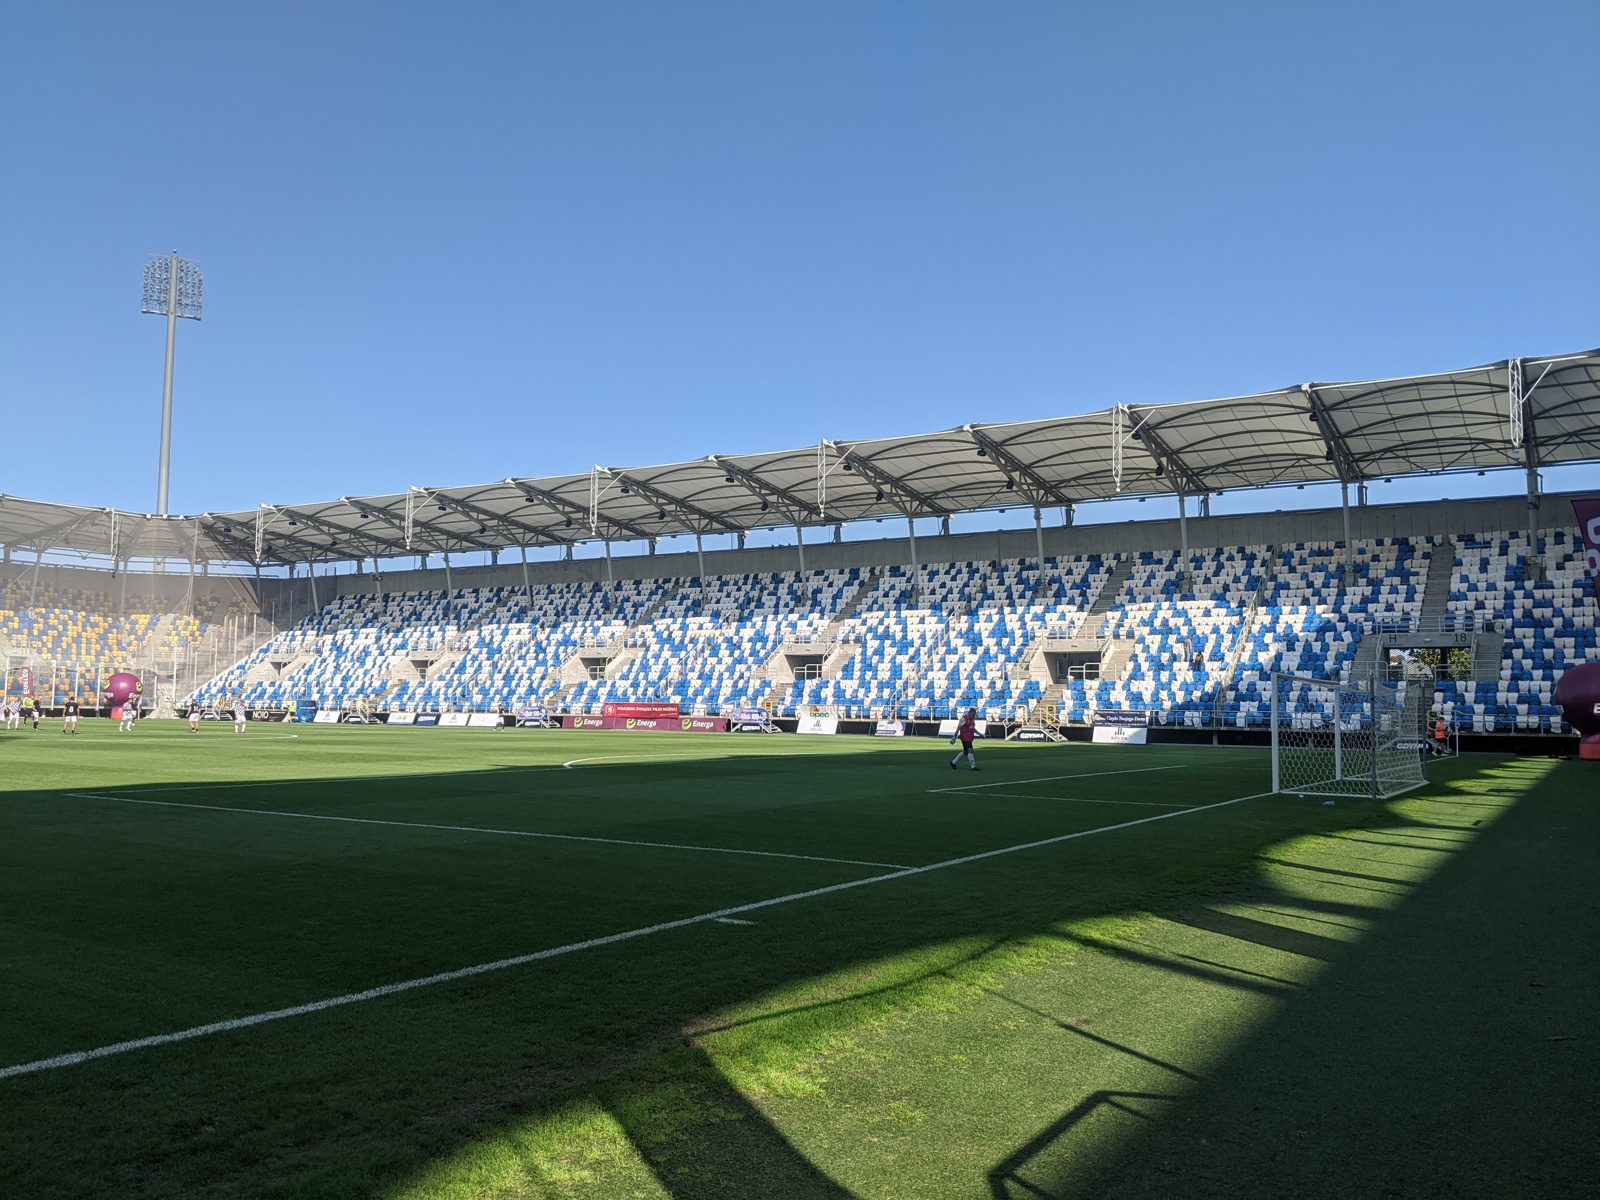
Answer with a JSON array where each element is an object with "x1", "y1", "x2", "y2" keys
[{"x1": 1270, "y1": 672, "x2": 1427, "y2": 799}]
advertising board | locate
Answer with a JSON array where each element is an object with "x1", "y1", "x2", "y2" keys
[
  {"x1": 386, "y1": 712, "x2": 416, "y2": 725},
  {"x1": 466, "y1": 713, "x2": 501, "y2": 728},
  {"x1": 439, "y1": 712, "x2": 471, "y2": 727},
  {"x1": 311, "y1": 709, "x2": 342, "y2": 725},
  {"x1": 560, "y1": 715, "x2": 730, "y2": 732},
  {"x1": 937, "y1": 718, "x2": 959, "y2": 737},
  {"x1": 1574, "y1": 498, "x2": 1600, "y2": 602},
  {"x1": 873, "y1": 720, "x2": 906, "y2": 737},
  {"x1": 602, "y1": 702, "x2": 681, "y2": 719},
  {"x1": 514, "y1": 705, "x2": 549, "y2": 725},
  {"x1": 413, "y1": 712, "x2": 441, "y2": 727},
  {"x1": 796, "y1": 703, "x2": 839, "y2": 736},
  {"x1": 1090, "y1": 710, "x2": 1149, "y2": 744}
]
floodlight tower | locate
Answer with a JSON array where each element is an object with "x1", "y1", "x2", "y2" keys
[{"x1": 141, "y1": 252, "x2": 203, "y2": 515}]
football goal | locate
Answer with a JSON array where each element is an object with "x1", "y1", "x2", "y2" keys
[{"x1": 1270, "y1": 672, "x2": 1427, "y2": 799}]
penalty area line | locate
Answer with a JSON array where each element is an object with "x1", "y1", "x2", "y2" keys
[
  {"x1": 931, "y1": 791, "x2": 1194, "y2": 808},
  {"x1": 58, "y1": 793, "x2": 910, "y2": 871},
  {"x1": 0, "y1": 789, "x2": 1268, "y2": 1082}
]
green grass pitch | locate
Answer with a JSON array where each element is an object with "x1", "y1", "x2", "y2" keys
[{"x1": 1, "y1": 720, "x2": 1594, "y2": 1198}]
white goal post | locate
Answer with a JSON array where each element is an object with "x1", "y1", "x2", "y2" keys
[{"x1": 1270, "y1": 672, "x2": 1428, "y2": 799}]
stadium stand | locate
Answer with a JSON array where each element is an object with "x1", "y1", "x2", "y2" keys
[{"x1": 184, "y1": 523, "x2": 1594, "y2": 738}]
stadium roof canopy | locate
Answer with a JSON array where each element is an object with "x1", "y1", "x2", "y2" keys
[{"x1": 3, "y1": 348, "x2": 1597, "y2": 567}]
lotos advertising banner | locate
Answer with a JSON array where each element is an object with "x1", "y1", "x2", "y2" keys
[
  {"x1": 1091, "y1": 709, "x2": 1149, "y2": 745},
  {"x1": 20, "y1": 667, "x2": 33, "y2": 698},
  {"x1": 561, "y1": 715, "x2": 729, "y2": 732},
  {"x1": 1574, "y1": 498, "x2": 1600, "y2": 602},
  {"x1": 602, "y1": 702, "x2": 681, "y2": 719}
]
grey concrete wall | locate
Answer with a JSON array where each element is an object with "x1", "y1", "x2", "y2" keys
[
  {"x1": 333, "y1": 489, "x2": 1586, "y2": 598},
  {"x1": 4, "y1": 489, "x2": 1582, "y2": 613}
]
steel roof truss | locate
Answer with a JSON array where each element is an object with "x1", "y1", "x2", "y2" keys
[
  {"x1": 509, "y1": 479, "x2": 652, "y2": 540},
  {"x1": 1128, "y1": 418, "x2": 1206, "y2": 496},
  {"x1": 962, "y1": 425, "x2": 1074, "y2": 508},
  {"x1": 707, "y1": 455, "x2": 820, "y2": 523},
  {"x1": 269, "y1": 506, "x2": 412, "y2": 556},
  {"x1": 356, "y1": 500, "x2": 501, "y2": 553},
  {"x1": 825, "y1": 442, "x2": 946, "y2": 515},
  {"x1": 1303, "y1": 385, "x2": 1362, "y2": 482},
  {"x1": 604, "y1": 470, "x2": 742, "y2": 533},
  {"x1": 419, "y1": 489, "x2": 573, "y2": 546}
]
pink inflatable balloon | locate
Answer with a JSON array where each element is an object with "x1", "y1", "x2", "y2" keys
[
  {"x1": 104, "y1": 672, "x2": 143, "y2": 707},
  {"x1": 1553, "y1": 662, "x2": 1600, "y2": 760}
]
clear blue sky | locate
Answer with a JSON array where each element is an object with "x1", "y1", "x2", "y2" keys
[{"x1": 2, "y1": 1, "x2": 1596, "y2": 535}]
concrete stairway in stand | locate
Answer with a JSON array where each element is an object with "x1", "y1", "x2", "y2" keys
[{"x1": 1420, "y1": 539, "x2": 1455, "y2": 624}]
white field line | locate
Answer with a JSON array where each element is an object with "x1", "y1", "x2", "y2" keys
[
  {"x1": 929, "y1": 764, "x2": 1186, "y2": 794},
  {"x1": 937, "y1": 791, "x2": 1193, "y2": 808},
  {"x1": 0, "y1": 790, "x2": 1267, "y2": 1082},
  {"x1": 59, "y1": 792, "x2": 909, "y2": 870}
]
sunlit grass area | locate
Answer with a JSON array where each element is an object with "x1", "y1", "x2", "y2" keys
[{"x1": 1, "y1": 723, "x2": 1592, "y2": 1198}]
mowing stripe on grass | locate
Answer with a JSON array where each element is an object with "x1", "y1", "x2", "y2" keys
[
  {"x1": 940, "y1": 791, "x2": 1194, "y2": 808},
  {"x1": 929, "y1": 765, "x2": 1186, "y2": 794},
  {"x1": 90, "y1": 755, "x2": 715, "y2": 796},
  {"x1": 58, "y1": 792, "x2": 910, "y2": 870},
  {"x1": 0, "y1": 789, "x2": 1267, "y2": 1081}
]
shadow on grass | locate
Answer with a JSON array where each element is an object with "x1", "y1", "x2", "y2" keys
[
  {"x1": 1, "y1": 745, "x2": 1576, "y2": 1199},
  {"x1": 994, "y1": 758, "x2": 1596, "y2": 1200}
]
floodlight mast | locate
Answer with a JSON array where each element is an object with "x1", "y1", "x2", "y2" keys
[{"x1": 142, "y1": 252, "x2": 203, "y2": 515}]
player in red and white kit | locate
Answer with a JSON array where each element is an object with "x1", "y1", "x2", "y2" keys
[{"x1": 949, "y1": 708, "x2": 980, "y2": 771}]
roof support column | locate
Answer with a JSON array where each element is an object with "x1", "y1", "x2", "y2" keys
[
  {"x1": 1033, "y1": 506, "x2": 1045, "y2": 570},
  {"x1": 308, "y1": 562, "x2": 319, "y2": 612},
  {"x1": 187, "y1": 521, "x2": 198, "y2": 619},
  {"x1": 29, "y1": 547, "x2": 43, "y2": 610},
  {"x1": 695, "y1": 532, "x2": 705, "y2": 584},
  {"x1": 519, "y1": 544, "x2": 530, "y2": 601},
  {"x1": 1341, "y1": 482, "x2": 1353, "y2": 585},
  {"x1": 906, "y1": 516, "x2": 919, "y2": 594},
  {"x1": 795, "y1": 524, "x2": 806, "y2": 575},
  {"x1": 1176, "y1": 490, "x2": 1189, "y2": 591},
  {"x1": 373, "y1": 555, "x2": 383, "y2": 597},
  {"x1": 442, "y1": 553, "x2": 452, "y2": 616},
  {"x1": 604, "y1": 539, "x2": 613, "y2": 584}
]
